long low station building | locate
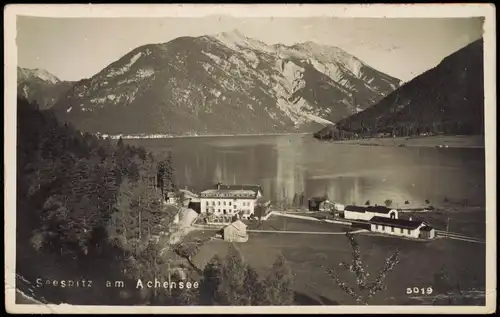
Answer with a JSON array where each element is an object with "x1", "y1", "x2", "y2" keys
[{"x1": 369, "y1": 216, "x2": 436, "y2": 240}]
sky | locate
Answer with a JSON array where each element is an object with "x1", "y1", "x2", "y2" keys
[{"x1": 16, "y1": 16, "x2": 484, "y2": 82}]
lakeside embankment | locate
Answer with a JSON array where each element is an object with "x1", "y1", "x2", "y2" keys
[
  {"x1": 320, "y1": 135, "x2": 485, "y2": 148},
  {"x1": 102, "y1": 132, "x2": 484, "y2": 149}
]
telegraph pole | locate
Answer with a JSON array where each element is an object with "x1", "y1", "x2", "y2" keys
[{"x1": 445, "y1": 217, "x2": 450, "y2": 238}]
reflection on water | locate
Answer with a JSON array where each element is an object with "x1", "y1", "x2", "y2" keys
[{"x1": 125, "y1": 135, "x2": 486, "y2": 208}]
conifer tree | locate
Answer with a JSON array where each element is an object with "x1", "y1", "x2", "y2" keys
[
  {"x1": 217, "y1": 244, "x2": 248, "y2": 305},
  {"x1": 243, "y1": 265, "x2": 267, "y2": 305},
  {"x1": 199, "y1": 254, "x2": 224, "y2": 305},
  {"x1": 263, "y1": 254, "x2": 294, "y2": 305}
]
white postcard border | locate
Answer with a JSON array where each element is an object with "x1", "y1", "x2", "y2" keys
[{"x1": 4, "y1": 3, "x2": 497, "y2": 314}]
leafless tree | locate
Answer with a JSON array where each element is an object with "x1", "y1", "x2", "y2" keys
[{"x1": 323, "y1": 232, "x2": 400, "y2": 305}]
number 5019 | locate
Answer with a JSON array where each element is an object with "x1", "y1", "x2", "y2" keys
[{"x1": 406, "y1": 287, "x2": 433, "y2": 295}]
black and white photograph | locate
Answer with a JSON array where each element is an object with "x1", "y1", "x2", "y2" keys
[{"x1": 4, "y1": 4, "x2": 496, "y2": 314}]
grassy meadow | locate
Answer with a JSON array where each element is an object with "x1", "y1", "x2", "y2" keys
[{"x1": 187, "y1": 219, "x2": 485, "y2": 305}]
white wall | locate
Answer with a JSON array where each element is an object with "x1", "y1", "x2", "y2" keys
[
  {"x1": 200, "y1": 197, "x2": 256, "y2": 216},
  {"x1": 334, "y1": 203, "x2": 345, "y2": 211},
  {"x1": 344, "y1": 210, "x2": 373, "y2": 221},
  {"x1": 344, "y1": 209, "x2": 398, "y2": 221},
  {"x1": 423, "y1": 229, "x2": 436, "y2": 239},
  {"x1": 370, "y1": 223, "x2": 422, "y2": 238},
  {"x1": 388, "y1": 209, "x2": 399, "y2": 219}
]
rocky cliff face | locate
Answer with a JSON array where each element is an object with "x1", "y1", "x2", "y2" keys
[{"x1": 51, "y1": 30, "x2": 401, "y2": 135}]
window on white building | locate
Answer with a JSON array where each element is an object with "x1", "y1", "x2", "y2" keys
[
  {"x1": 218, "y1": 201, "x2": 221, "y2": 205},
  {"x1": 223, "y1": 201, "x2": 226, "y2": 206},
  {"x1": 391, "y1": 227, "x2": 395, "y2": 232},
  {"x1": 229, "y1": 201, "x2": 232, "y2": 205}
]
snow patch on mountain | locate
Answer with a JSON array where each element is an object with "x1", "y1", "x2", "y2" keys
[
  {"x1": 106, "y1": 52, "x2": 143, "y2": 78},
  {"x1": 277, "y1": 60, "x2": 305, "y2": 94},
  {"x1": 19, "y1": 68, "x2": 61, "y2": 84},
  {"x1": 90, "y1": 97, "x2": 108, "y2": 104},
  {"x1": 201, "y1": 63, "x2": 213, "y2": 72},
  {"x1": 309, "y1": 59, "x2": 345, "y2": 83},
  {"x1": 203, "y1": 51, "x2": 222, "y2": 65},
  {"x1": 34, "y1": 69, "x2": 60, "y2": 84},
  {"x1": 344, "y1": 56, "x2": 363, "y2": 78},
  {"x1": 241, "y1": 50, "x2": 260, "y2": 68},
  {"x1": 136, "y1": 68, "x2": 154, "y2": 78},
  {"x1": 211, "y1": 30, "x2": 276, "y2": 55},
  {"x1": 306, "y1": 113, "x2": 334, "y2": 125},
  {"x1": 210, "y1": 88, "x2": 222, "y2": 98}
]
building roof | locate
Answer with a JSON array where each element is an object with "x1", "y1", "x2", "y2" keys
[
  {"x1": 366, "y1": 206, "x2": 394, "y2": 214},
  {"x1": 225, "y1": 219, "x2": 247, "y2": 232},
  {"x1": 344, "y1": 205, "x2": 367, "y2": 213},
  {"x1": 216, "y1": 183, "x2": 262, "y2": 193},
  {"x1": 309, "y1": 196, "x2": 327, "y2": 203},
  {"x1": 370, "y1": 216, "x2": 424, "y2": 230},
  {"x1": 420, "y1": 226, "x2": 434, "y2": 231},
  {"x1": 345, "y1": 205, "x2": 396, "y2": 214},
  {"x1": 201, "y1": 189, "x2": 257, "y2": 199}
]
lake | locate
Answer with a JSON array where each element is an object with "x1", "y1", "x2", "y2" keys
[{"x1": 125, "y1": 134, "x2": 486, "y2": 209}]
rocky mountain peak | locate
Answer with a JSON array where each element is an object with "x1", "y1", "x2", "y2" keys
[
  {"x1": 21, "y1": 32, "x2": 401, "y2": 135},
  {"x1": 18, "y1": 67, "x2": 61, "y2": 84}
]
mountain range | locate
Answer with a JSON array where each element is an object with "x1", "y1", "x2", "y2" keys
[
  {"x1": 314, "y1": 38, "x2": 484, "y2": 139},
  {"x1": 17, "y1": 68, "x2": 75, "y2": 110},
  {"x1": 17, "y1": 30, "x2": 402, "y2": 135}
]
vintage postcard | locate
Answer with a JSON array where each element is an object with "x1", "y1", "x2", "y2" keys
[{"x1": 4, "y1": 3, "x2": 496, "y2": 314}]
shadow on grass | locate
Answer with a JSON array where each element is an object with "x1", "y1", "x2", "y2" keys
[{"x1": 294, "y1": 291, "x2": 339, "y2": 305}]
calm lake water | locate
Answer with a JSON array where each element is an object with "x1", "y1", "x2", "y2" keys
[{"x1": 125, "y1": 134, "x2": 486, "y2": 208}]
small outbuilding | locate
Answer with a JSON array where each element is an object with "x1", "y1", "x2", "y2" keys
[
  {"x1": 419, "y1": 226, "x2": 436, "y2": 239},
  {"x1": 308, "y1": 197, "x2": 327, "y2": 211},
  {"x1": 222, "y1": 220, "x2": 249, "y2": 243},
  {"x1": 165, "y1": 192, "x2": 180, "y2": 205}
]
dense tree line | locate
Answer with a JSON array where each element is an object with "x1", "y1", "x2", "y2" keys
[
  {"x1": 314, "y1": 119, "x2": 480, "y2": 141},
  {"x1": 314, "y1": 39, "x2": 484, "y2": 142},
  {"x1": 16, "y1": 98, "x2": 174, "y2": 303},
  {"x1": 16, "y1": 98, "x2": 295, "y2": 306}
]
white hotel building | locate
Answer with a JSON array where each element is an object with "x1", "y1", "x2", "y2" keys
[{"x1": 200, "y1": 184, "x2": 263, "y2": 219}]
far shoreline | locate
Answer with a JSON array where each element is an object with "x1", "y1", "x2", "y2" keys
[
  {"x1": 316, "y1": 134, "x2": 485, "y2": 149},
  {"x1": 104, "y1": 132, "x2": 484, "y2": 149},
  {"x1": 99, "y1": 132, "x2": 313, "y2": 140}
]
